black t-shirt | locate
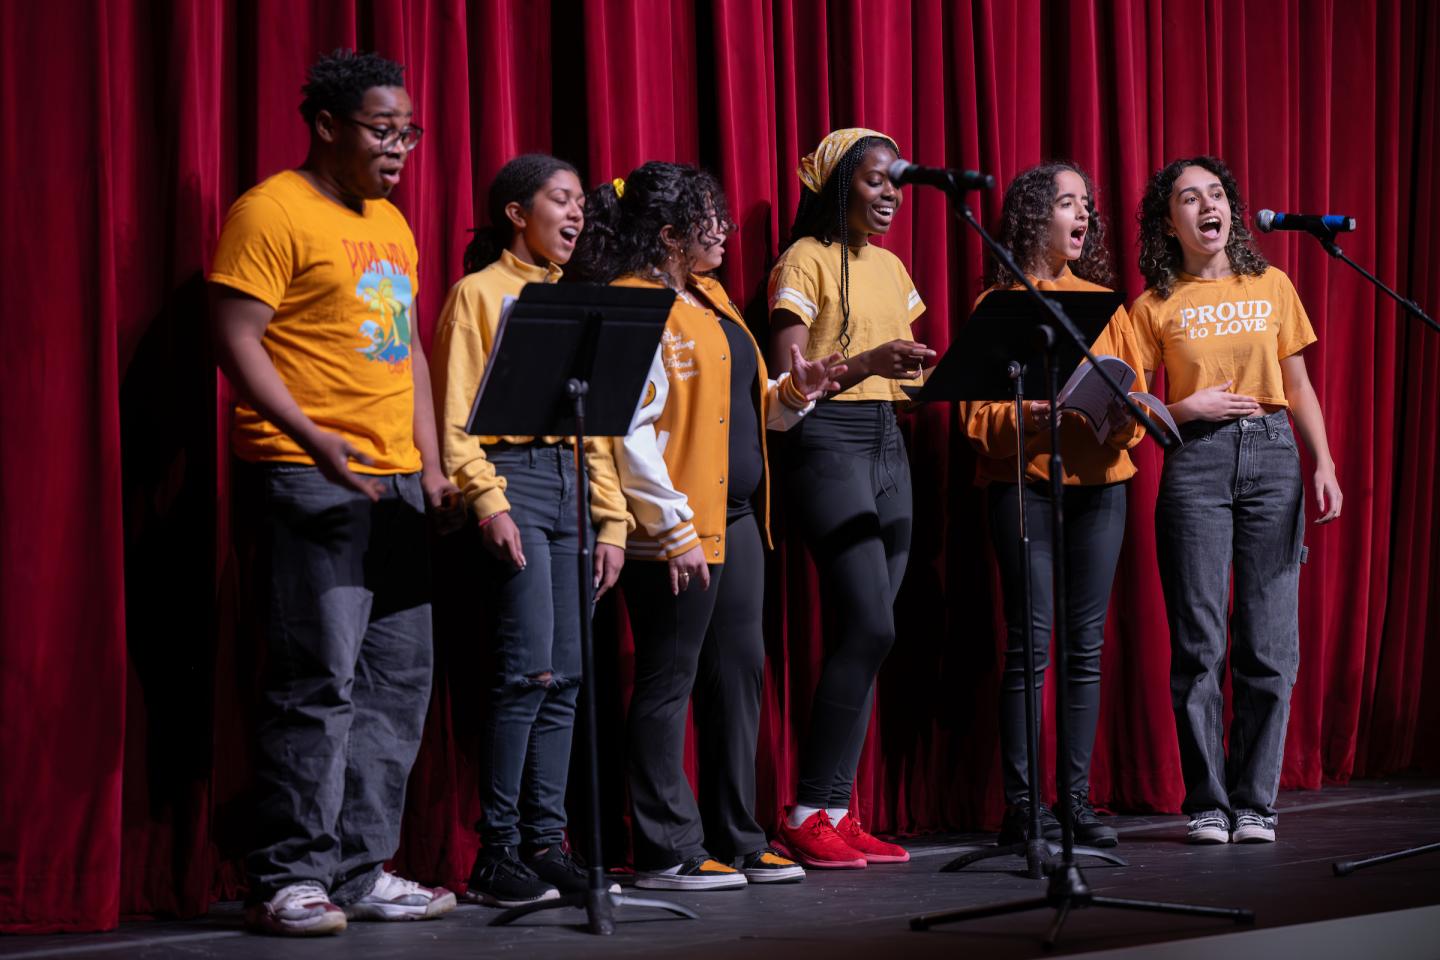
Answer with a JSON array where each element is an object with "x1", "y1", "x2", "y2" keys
[{"x1": 719, "y1": 315, "x2": 763, "y2": 510}]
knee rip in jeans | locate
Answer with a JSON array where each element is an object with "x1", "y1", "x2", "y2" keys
[{"x1": 506, "y1": 670, "x2": 578, "y2": 692}]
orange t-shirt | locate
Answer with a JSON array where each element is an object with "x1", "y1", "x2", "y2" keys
[
  {"x1": 961, "y1": 268, "x2": 1146, "y2": 486},
  {"x1": 209, "y1": 170, "x2": 422, "y2": 474},
  {"x1": 1129, "y1": 267, "x2": 1316, "y2": 408}
]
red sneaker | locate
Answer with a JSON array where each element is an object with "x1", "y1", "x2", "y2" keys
[
  {"x1": 835, "y1": 814, "x2": 910, "y2": 863},
  {"x1": 774, "y1": 809, "x2": 866, "y2": 869}
]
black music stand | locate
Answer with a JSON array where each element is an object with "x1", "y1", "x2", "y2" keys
[
  {"x1": 915, "y1": 290, "x2": 1128, "y2": 880},
  {"x1": 467, "y1": 282, "x2": 698, "y2": 934}
]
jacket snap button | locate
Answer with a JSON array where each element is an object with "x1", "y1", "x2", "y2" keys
[{"x1": 719, "y1": 417, "x2": 725, "y2": 423}]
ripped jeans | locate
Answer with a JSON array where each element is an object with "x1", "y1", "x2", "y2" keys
[{"x1": 478, "y1": 445, "x2": 589, "y2": 850}]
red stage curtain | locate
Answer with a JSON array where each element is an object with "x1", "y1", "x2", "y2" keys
[{"x1": 2, "y1": 0, "x2": 1437, "y2": 933}]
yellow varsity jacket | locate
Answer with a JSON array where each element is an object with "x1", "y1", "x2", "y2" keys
[{"x1": 614, "y1": 273, "x2": 813, "y2": 563}]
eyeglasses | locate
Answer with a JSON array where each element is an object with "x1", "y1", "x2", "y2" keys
[{"x1": 340, "y1": 116, "x2": 424, "y2": 152}]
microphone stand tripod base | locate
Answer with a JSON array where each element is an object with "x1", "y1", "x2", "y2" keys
[
  {"x1": 491, "y1": 886, "x2": 700, "y2": 933},
  {"x1": 913, "y1": 861, "x2": 1254, "y2": 947},
  {"x1": 941, "y1": 840, "x2": 1127, "y2": 878}
]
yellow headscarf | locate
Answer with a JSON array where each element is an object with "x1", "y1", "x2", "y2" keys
[{"x1": 798, "y1": 127, "x2": 899, "y2": 193}]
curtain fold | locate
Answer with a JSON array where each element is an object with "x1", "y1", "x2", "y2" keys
[{"x1": 2, "y1": 0, "x2": 1436, "y2": 933}]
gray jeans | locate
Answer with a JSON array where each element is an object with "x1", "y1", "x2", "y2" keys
[
  {"x1": 477, "y1": 445, "x2": 586, "y2": 850},
  {"x1": 243, "y1": 465, "x2": 433, "y2": 905},
  {"x1": 1157, "y1": 411, "x2": 1305, "y2": 818}
]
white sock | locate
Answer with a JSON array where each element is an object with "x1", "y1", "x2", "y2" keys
[
  {"x1": 826, "y1": 807, "x2": 851, "y2": 826},
  {"x1": 788, "y1": 804, "x2": 822, "y2": 828}
]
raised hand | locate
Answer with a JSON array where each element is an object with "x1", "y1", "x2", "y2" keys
[
  {"x1": 862, "y1": 339, "x2": 937, "y2": 380},
  {"x1": 790, "y1": 344, "x2": 847, "y2": 398}
]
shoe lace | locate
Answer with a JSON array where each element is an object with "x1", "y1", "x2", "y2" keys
[
  {"x1": 277, "y1": 882, "x2": 331, "y2": 909},
  {"x1": 488, "y1": 856, "x2": 540, "y2": 884},
  {"x1": 1235, "y1": 811, "x2": 1267, "y2": 827},
  {"x1": 372, "y1": 871, "x2": 425, "y2": 899},
  {"x1": 804, "y1": 810, "x2": 836, "y2": 837}
]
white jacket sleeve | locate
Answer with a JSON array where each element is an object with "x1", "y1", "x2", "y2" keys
[
  {"x1": 764, "y1": 371, "x2": 814, "y2": 432},
  {"x1": 615, "y1": 346, "x2": 699, "y2": 558}
]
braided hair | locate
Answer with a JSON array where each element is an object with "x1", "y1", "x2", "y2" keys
[
  {"x1": 567, "y1": 161, "x2": 730, "y2": 285},
  {"x1": 463, "y1": 153, "x2": 579, "y2": 274},
  {"x1": 1137, "y1": 155, "x2": 1268, "y2": 300},
  {"x1": 784, "y1": 136, "x2": 891, "y2": 357}
]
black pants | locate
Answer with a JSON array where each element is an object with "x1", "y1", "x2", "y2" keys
[
  {"x1": 623, "y1": 510, "x2": 767, "y2": 869},
  {"x1": 783, "y1": 401, "x2": 912, "y2": 809},
  {"x1": 988, "y1": 481, "x2": 1127, "y2": 804}
]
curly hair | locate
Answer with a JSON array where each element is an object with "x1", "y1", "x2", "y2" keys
[
  {"x1": 463, "y1": 154, "x2": 579, "y2": 274},
  {"x1": 566, "y1": 161, "x2": 731, "y2": 285},
  {"x1": 987, "y1": 161, "x2": 1114, "y2": 289},
  {"x1": 1137, "y1": 155, "x2": 1268, "y2": 299},
  {"x1": 299, "y1": 49, "x2": 406, "y2": 129},
  {"x1": 784, "y1": 136, "x2": 893, "y2": 357}
]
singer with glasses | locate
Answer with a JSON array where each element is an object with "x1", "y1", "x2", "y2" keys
[
  {"x1": 962, "y1": 161, "x2": 1144, "y2": 850},
  {"x1": 569, "y1": 162, "x2": 838, "y2": 891},
  {"x1": 1131, "y1": 155, "x2": 1342, "y2": 847},
  {"x1": 767, "y1": 128, "x2": 934, "y2": 870}
]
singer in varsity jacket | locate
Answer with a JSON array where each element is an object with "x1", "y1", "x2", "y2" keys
[{"x1": 569, "y1": 160, "x2": 843, "y2": 890}]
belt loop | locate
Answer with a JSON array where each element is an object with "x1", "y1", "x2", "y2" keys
[{"x1": 1265, "y1": 412, "x2": 1278, "y2": 440}]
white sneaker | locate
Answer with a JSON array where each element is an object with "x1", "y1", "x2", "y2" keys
[
  {"x1": 1186, "y1": 810, "x2": 1232, "y2": 844},
  {"x1": 345, "y1": 870, "x2": 457, "y2": 921},
  {"x1": 244, "y1": 882, "x2": 347, "y2": 936},
  {"x1": 1232, "y1": 810, "x2": 1277, "y2": 843}
]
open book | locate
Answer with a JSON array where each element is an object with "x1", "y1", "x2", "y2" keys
[{"x1": 1056, "y1": 356, "x2": 1181, "y2": 445}]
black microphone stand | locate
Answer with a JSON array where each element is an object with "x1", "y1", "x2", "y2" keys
[
  {"x1": 1298, "y1": 225, "x2": 1440, "y2": 879},
  {"x1": 1302, "y1": 227, "x2": 1438, "y2": 335},
  {"x1": 912, "y1": 187, "x2": 1254, "y2": 947}
]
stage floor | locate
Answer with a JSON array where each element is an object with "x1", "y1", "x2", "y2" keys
[{"x1": 6, "y1": 780, "x2": 1440, "y2": 959}]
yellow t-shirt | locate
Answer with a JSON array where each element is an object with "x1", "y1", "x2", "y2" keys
[
  {"x1": 209, "y1": 170, "x2": 422, "y2": 474},
  {"x1": 429, "y1": 249, "x2": 632, "y2": 547},
  {"x1": 768, "y1": 236, "x2": 926, "y2": 401},
  {"x1": 1130, "y1": 267, "x2": 1316, "y2": 407}
]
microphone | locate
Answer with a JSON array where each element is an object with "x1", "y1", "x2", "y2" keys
[
  {"x1": 1255, "y1": 209, "x2": 1357, "y2": 234},
  {"x1": 887, "y1": 159, "x2": 995, "y2": 192}
]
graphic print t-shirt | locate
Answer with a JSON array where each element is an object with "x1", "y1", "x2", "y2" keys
[
  {"x1": 209, "y1": 170, "x2": 422, "y2": 473},
  {"x1": 1129, "y1": 267, "x2": 1316, "y2": 408}
]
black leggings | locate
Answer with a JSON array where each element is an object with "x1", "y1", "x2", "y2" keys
[
  {"x1": 623, "y1": 510, "x2": 767, "y2": 868},
  {"x1": 988, "y1": 481, "x2": 1127, "y2": 804},
  {"x1": 784, "y1": 401, "x2": 912, "y2": 809}
]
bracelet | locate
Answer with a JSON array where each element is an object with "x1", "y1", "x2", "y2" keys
[
  {"x1": 477, "y1": 510, "x2": 505, "y2": 529},
  {"x1": 780, "y1": 373, "x2": 812, "y2": 410}
]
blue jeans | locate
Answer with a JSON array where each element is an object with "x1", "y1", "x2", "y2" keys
[
  {"x1": 1157, "y1": 411, "x2": 1306, "y2": 818},
  {"x1": 243, "y1": 465, "x2": 433, "y2": 905},
  {"x1": 477, "y1": 445, "x2": 587, "y2": 850}
]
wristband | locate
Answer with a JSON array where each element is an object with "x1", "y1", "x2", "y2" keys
[{"x1": 780, "y1": 373, "x2": 812, "y2": 410}]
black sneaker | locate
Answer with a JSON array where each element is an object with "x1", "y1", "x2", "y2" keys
[
  {"x1": 1059, "y1": 792, "x2": 1118, "y2": 848},
  {"x1": 634, "y1": 854, "x2": 747, "y2": 890},
  {"x1": 740, "y1": 847, "x2": 806, "y2": 883},
  {"x1": 997, "y1": 803, "x2": 1062, "y2": 846},
  {"x1": 523, "y1": 844, "x2": 620, "y2": 895},
  {"x1": 462, "y1": 846, "x2": 559, "y2": 908}
]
